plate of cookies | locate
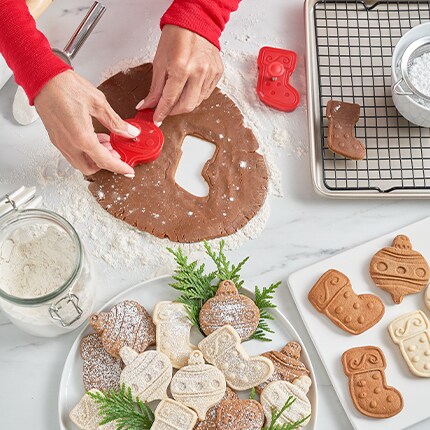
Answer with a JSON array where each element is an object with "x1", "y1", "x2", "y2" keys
[
  {"x1": 288, "y1": 217, "x2": 430, "y2": 430},
  {"x1": 59, "y1": 244, "x2": 318, "y2": 430}
]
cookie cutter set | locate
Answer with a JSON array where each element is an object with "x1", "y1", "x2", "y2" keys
[{"x1": 306, "y1": 0, "x2": 430, "y2": 197}]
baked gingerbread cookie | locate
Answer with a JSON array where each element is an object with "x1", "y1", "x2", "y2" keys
[
  {"x1": 370, "y1": 235, "x2": 430, "y2": 304},
  {"x1": 152, "y1": 399, "x2": 198, "y2": 430},
  {"x1": 90, "y1": 300, "x2": 156, "y2": 358},
  {"x1": 426, "y1": 284, "x2": 430, "y2": 310},
  {"x1": 308, "y1": 269, "x2": 384, "y2": 335},
  {"x1": 342, "y1": 345, "x2": 403, "y2": 418},
  {"x1": 216, "y1": 398, "x2": 265, "y2": 430}
]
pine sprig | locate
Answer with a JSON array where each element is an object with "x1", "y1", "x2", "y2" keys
[
  {"x1": 88, "y1": 384, "x2": 154, "y2": 430},
  {"x1": 262, "y1": 396, "x2": 311, "y2": 430}
]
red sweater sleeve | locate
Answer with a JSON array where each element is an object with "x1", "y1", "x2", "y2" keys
[
  {"x1": 160, "y1": 0, "x2": 241, "y2": 50},
  {"x1": 0, "y1": 0, "x2": 71, "y2": 105}
]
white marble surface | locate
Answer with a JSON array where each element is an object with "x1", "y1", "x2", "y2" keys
[{"x1": 0, "y1": 0, "x2": 429, "y2": 429}]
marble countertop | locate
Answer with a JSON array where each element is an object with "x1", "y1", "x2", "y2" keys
[{"x1": 0, "y1": 0, "x2": 429, "y2": 429}]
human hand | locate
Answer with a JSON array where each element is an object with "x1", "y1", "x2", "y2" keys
[
  {"x1": 136, "y1": 25, "x2": 224, "y2": 124},
  {"x1": 34, "y1": 70, "x2": 140, "y2": 177}
]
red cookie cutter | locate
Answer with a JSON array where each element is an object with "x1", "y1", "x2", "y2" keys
[
  {"x1": 110, "y1": 109, "x2": 164, "y2": 167},
  {"x1": 257, "y1": 46, "x2": 300, "y2": 112}
]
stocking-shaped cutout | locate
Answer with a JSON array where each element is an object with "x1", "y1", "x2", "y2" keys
[{"x1": 152, "y1": 399, "x2": 198, "y2": 430}]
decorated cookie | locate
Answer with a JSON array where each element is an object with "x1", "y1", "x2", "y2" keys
[
  {"x1": 119, "y1": 347, "x2": 172, "y2": 402},
  {"x1": 388, "y1": 310, "x2": 430, "y2": 378},
  {"x1": 370, "y1": 235, "x2": 430, "y2": 304},
  {"x1": 80, "y1": 333, "x2": 122, "y2": 392},
  {"x1": 256, "y1": 341, "x2": 309, "y2": 394},
  {"x1": 199, "y1": 280, "x2": 260, "y2": 340},
  {"x1": 342, "y1": 346, "x2": 403, "y2": 418},
  {"x1": 426, "y1": 285, "x2": 430, "y2": 310},
  {"x1": 152, "y1": 399, "x2": 198, "y2": 430},
  {"x1": 90, "y1": 300, "x2": 156, "y2": 358},
  {"x1": 153, "y1": 301, "x2": 197, "y2": 368},
  {"x1": 308, "y1": 269, "x2": 384, "y2": 335},
  {"x1": 198, "y1": 325, "x2": 274, "y2": 391},
  {"x1": 171, "y1": 350, "x2": 226, "y2": 420},
  {"x1": 216, "y1": 398, "x2": 265, "y2": 430},
  {"x1": 261, "y1": 377, "x2": 312, "y2": 428}
]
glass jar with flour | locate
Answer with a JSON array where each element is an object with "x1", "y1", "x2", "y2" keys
[{"x1": 0, "y1": 209, "x2": 94, "y2": 337}]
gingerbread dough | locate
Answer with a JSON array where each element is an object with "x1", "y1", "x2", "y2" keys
[{"x1": 87, "y1": 63, "x2": 268, "y2": 243}]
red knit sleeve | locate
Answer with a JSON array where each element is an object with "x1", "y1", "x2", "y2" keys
[
  {"x1": 0, "y1": 0, "x2": 72, "y2": 105},
  {"x1": 160, "y1": 0, "x2": 241, "y2": 50}
]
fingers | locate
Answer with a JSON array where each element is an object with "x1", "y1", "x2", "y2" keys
[
  {"x1": 136, "y1": 67, "x2": 166, "y2": 111},
  {"x1": 169, "y1": 74, "x2": 206, "y2": 116}
]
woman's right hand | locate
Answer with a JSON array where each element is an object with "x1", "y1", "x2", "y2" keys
[{"x1": 34, "y1": 70, "x2": 139, "y2": 177}]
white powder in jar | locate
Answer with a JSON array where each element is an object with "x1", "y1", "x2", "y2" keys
[{"x1": 408, "y1": 51, "x2": 430, "y2": 108}]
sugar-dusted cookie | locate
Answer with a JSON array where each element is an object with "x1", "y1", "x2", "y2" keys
[
  {"x1": 199, "y1": 280, "x2": 260, "y2": 340},
  {"x1": 370, "y1": 235, "x2": 430, "y2": 304},
  {"x1": 342, "y1": 346, "x2": 403, "y2": 418},
  {"x1": 80, "y1": 333, "x2": 122, "y2": 392},
  {"x1": 308, "y1": 269, "x2": 385, "y2": 335},
  {"x1": 256, "y1": 341, "x2": 309, "y2": 394},
  {"x1": 153, "y1": 301, "x2": 197, "y2": 369},
  {"x1": 388, "y1": 310, "x2": 430, "y2": 378},
  {"x1": 261, "y1": 377, "x2": 312, "y2": 428},
  {"x1": 90, "y1": 300, "x2": 156, "y2": 358},
  {"x1": 216, "y1": 398, "x2": 265, "y2": 430},
  {"x1": 119, "y1": 347, "x2": 172, "y2": 402},
  {"x1": 152, "y1": 399, "x2": 198, "y2": 430},
  {"x1": 198, "y1": 325, "x2": 274, "y2": 391},
  {"x1": 171, "y1": 350, "x2": 226, "y2": 420}
]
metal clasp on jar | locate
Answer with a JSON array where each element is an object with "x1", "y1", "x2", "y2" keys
[{"x1": 49, "y1": 291, "x2": 83, "y2": 327}]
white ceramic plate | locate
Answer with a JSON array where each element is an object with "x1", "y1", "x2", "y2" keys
[
  {"x1": 59, "y1": 275, "x2": 318, "y2": 429},
  {"x1": 288, "y1": 217, "x2": 430, "y2": 430}
]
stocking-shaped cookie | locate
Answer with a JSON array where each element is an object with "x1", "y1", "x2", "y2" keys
[
  {"x1": 388, "y1": 310, "x2": 430, "y2": 377},
  {"x1": 342, "y1": 346, "x2": 403, "y2": 418},
  {"x1": 198, "y1": 325, "x2": 274, "y2": 391},
  {"x1": 119, "y1": 347, "x2": 172, "y2": 402},
  {"x1": 308, "y1": 269, "x2": 384, "y2": 335},
  {"x1": 152, "y1": 399, "x2": 198, "y2": 430},
  {"x1": 153, "y1": 301, "x2": 197, "y2": 368},
  {"x1": 260, "y1": 377, "x2": 312, "y2": 428},
  {"x1": 326, "y1": 100, "x2": 366, "y2": 160},
  {"x1": 216, "y1": 398, "x2": 265, "y2": 430}
]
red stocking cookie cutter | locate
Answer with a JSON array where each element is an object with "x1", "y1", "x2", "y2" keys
[
  {"x1": 110, "y1": 109, "x2": 164, "y2": 167},
  {"x1": 257, "y1": 46, "x2": 300, "y2": 112}
]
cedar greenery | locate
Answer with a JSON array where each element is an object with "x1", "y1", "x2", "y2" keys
[
  {"x1": 262, "y1": 396, "x2": 311, "y2": 430},
  {"x1": 168, "y1": 240, "x2": 280, "y2": 341}
]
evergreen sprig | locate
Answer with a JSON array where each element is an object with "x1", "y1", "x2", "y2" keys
[
  {"x1": 262, "y1": 396, "x2": 311, "y2": 430},
  {"x1": 88, "y1": 384, "x2": 154, "y2": 430}
]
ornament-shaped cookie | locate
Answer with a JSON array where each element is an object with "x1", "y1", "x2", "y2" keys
[
  {"x1": 388, "y1": 310, "x2": 430, "y2": 378},
  {"x1": 119, "y1": 347, "x2": 172, "y2": 402},
  {"x1": 153, "y1": 301, "x2": 197, "y2": 368},
  {"x1": 261, "y1": 377, "x2": 312, "y2": 428},
  {"x1": 342, "y1": 346, "x2": 403, "y2": 418},
  {"x1": 198, "y1": 325, "x2": 274, "y2": 391},
  {"x1": 90, "y1": 300, "x2": 156, "y2": 358},
  {"x1": 152, "y1": 399, "x2": 198, "y2": 430},
  {"x1": 308, "y1": 269, "x2": 384, "y2": 334},
  {"x1": 216, "y1": 399, "x2": 265, "y2": 430},
  {"x1": 370, "y1": 235, "x2": 430, "y2": 304},
  {"x1": 199, "y1": 280, "x2": 260, "y2": 340},
  {"x1": 171, "y1": 350, "x2": 226, "y2": 420},
  {"x1": 80, "y1": 333, "x2": 122, "y2": 392},
  {"x1": 256, "y1": 341, "x2": 309, "y2": 394}
]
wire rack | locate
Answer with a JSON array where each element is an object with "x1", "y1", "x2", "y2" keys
[{"x1": 313, "y1": 0, "x2": 430, "y2": 193}]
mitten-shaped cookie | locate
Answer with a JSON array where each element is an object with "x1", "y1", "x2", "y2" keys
[
  {"x1": 171, "y1": 350, "x2": 226, "y2": 420},
  {"x1": 199, "y1": 280, "x2": 260, "y2": 340},
  {"x1": 153, "y1": 301, "x2": 197, "y2": 369},
  {"x1": 152, "y1": 399, "x2": 198, "y2": 430},
  {"x1": 370, "y1": 235, "x2": 430, "y2": 304},
  {"x1": 256, "y1": 341, "x2": 309, "y2": 394},
  {"x1": 216, "y1": 398, "x2": 264, "y2": 430},
  {"x1": 198, "y1": 325, "x2": 274, "y2": 391},
  {"x1": 260, "y1": 377, "x2": 312, "y2": 428},
  {"x1": 90, "y1": 300, "x2": 156, "y2": 358},
  {"x1": 341, "y1": 346, "x2": 403, "y2": 418},
  {"x1": 119, "y1": 347, "x2": 172, "y2": 402},
  {"x1": 308, "y1": 269, "x2": 384, "y2": 335},
  {"x1": 388, "y1": 310, "x2": 430, "y2": 377}
]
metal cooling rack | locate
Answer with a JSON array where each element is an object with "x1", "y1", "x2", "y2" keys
[{"x1": 306, "y1": 0, "x2": 430, "y2": 197}]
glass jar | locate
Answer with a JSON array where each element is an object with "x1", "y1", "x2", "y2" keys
[{"x1": 0, "y1": 209, "x2": 94, "y2": 337}]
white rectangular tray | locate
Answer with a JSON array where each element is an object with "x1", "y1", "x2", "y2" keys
[{"x1": 288, "y1": 217, "x2": 430, "y2": 430}]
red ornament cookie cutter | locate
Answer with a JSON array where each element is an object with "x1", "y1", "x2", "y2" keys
[
  {"x1": 257, "y1": 46, "x2": 300, "y2": 112},
  {"x1": 110, "y1": 109, "x2": 164, "y2": 167}
]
